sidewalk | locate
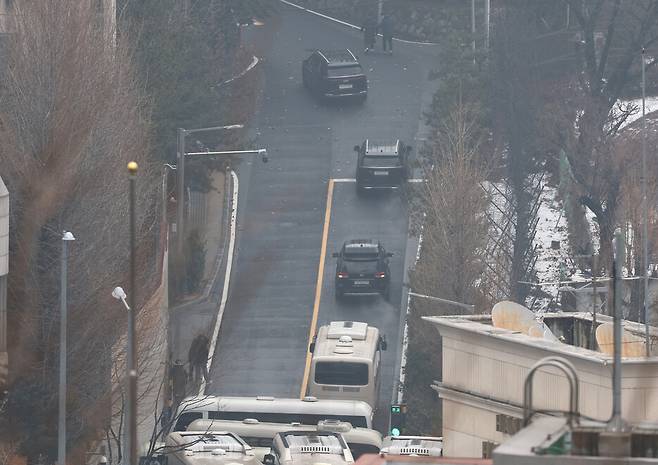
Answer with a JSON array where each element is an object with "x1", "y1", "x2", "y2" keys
[{"x1": 169, "y1": 169, "x2": 229, "y2": 393}]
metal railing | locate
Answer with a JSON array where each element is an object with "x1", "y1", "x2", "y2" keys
[{"x1": 523, "y1": 356, "x2": 580, "y2": 427}]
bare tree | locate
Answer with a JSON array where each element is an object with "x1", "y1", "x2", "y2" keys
[
  {"x1": 405, "y1": 103, "x2": 489, "y2": 435},
  {"x1": 559, "y1": 0, "x2": 658, "y2": 270}
]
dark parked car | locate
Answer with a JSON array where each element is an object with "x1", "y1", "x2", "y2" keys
[
  {"x1": 355, "y1": 139, "x2": 411, "y2": 191},
  {"x1": 302, "y1": 49, "x2": 367, "y2": 101},
  {"x1": 333, "y1": 239, "x2": 392, "y2": 300}
]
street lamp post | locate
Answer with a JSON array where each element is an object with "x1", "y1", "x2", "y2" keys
[
  {"x1": 58, "y1": 231, "x2": 75, "y2": 465},
  {"x1": 126, "y1": 162, "x2": 139, "y2": 465},
  {"x1": 641, "y1": 48, "x2": 651, "y2": 356},
  {"x1": 408, "y1": 290, "x2": 475, "y2": 312}
]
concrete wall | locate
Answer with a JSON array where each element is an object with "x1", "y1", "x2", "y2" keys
[{"x1": 426, "y1": 313, "x2": 658, "y2": 457}]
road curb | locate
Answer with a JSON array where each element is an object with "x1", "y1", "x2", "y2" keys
[
  {"x1": 201, "y1": 169, "x2": 239, "y2": 395},
  {"x1": 277, "y1": 0, "x2": 440, "y2": 46},
  {"x1": 216, "y1": 55, "x2": 261, "y2": 88}
]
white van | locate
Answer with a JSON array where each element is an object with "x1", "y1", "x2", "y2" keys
[
  {"x1": 308, "y1": 321, "x2": 387, "y2": 408},
  {"x1": 173, "y1": 396, "x2": 373, "y2": 431}
]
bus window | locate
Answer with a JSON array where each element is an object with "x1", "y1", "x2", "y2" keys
[
  {"x1": 240, "y1": 437, "x2": 275, "y2": 448},
  {"x1": 207, "y1": 411, "x2": 368, "y2": 428},
  {"x1": 175, "y1": 412, "x2": 203, "y2": 431},
  {"x1": 314, "y1": 362, "x2": 368, "y2": 386}
]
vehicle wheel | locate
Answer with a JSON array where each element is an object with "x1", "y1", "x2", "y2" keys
[
  {"x1": 356, "y1": 183, "x2": 364, "y2": 195},
  {"x1": 359, "y1": 94, "x2": 367, "y2": 104}
]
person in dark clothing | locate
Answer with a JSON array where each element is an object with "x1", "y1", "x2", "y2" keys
[
  {"x1": 379, "y1": 14, "x2": 394, "y2": 54},
  {"x1": 188, "y1": 334, "x2": 210, "y2": 384},
  {"x1": 361, "y1": 17, "x2": 378, "y2": 53}
]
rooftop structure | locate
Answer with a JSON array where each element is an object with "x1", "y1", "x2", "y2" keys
[
  {"x1": 164, "y1": 431, "x2": 260, "y2": 465},
  {"x1": 266, "y1": 431, "x2": 354, "y2": 465},
  {"x1": 424, "y1": 312, "x2": 658, "y2": 458},
  {"x1": 493, "y1": 416, "x2": 658, "y2": 464},
  {"x1": 364, "y1": 140, "x2": 401, "y2": 156},
  {"x1": 380, "y1": 436, "x2": 443, "y2": 457},
  {"x1": 315, "y1": 321, "x2": 380, "y2": 360}
]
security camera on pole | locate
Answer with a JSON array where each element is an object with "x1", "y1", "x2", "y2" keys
[{"x1": 174, "y1": 125, "x2": 267, "y2": 289}]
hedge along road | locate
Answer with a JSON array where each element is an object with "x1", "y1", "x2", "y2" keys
[{"x1": 207, "y1": 3, "x2": 439, "y2": 431}]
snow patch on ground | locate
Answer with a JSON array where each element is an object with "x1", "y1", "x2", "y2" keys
[
  {"x1": 618, "y1": 96, "x2": 658, "y2": 129},
  {"x1": 533, "y1": 185, "x2": 570, "y2": 306}
]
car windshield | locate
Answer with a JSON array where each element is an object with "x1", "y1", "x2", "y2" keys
[
  {"x1": 327, "y1": 65, "x2": 362, "y2": 77},
  {"x1": 343, "y1": 249, "x2": 378, "y2": 261},
  {"x1": 362, "y1": 155, "x2": 400, "y2": 168}
]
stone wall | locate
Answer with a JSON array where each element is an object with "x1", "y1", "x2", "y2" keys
[{"x1": 289, "y1": 0, "x2": 470, "y2": 43}]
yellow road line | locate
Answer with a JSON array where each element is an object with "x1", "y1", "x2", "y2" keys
[{"x1": 300, "y1": 179, "x2": 335, "y2": 398}]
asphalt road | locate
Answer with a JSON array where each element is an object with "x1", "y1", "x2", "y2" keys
[{"x1": 208, "y1": 4, "x2": 438, "y2": 430}]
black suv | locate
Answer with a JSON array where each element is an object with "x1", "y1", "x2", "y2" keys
[
  {"x1": 355, "y1": 139, "x2": 411, "y2": 191},
  {"x1": 333, "y1": 239, "x2": 392, "y2": 300},
  {"x1": 302, "y1": 49, "x2": 367, "y2": 101}
]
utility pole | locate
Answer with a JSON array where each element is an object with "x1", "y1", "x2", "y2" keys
[
  {"x1": 485, "y1": 0, "x2": 490, "y2": 49},
  {"x1": 58, "y1": 231, "x2": 75, "y2": 465},
  {"x1": 471, "y1": 0, "x2": 476, "y2": 55},
  {"x1": 608, "y1": 230, "x2": 628, "y2": 432},
  {"x1": 642, "y1": 48, "x2": 651, "y2": 357},
  {"x1": 175, "y1": 125, "x2": 245, "y2": 263},
  {"x1": 176, "y1": 128, "x2": 186, "y2": 261}
]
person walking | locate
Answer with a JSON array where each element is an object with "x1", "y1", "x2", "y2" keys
[
  {"x1": 188, "y1": 334, "x2": 210, "y2": 384},
  {"x1": 380, "y1": 14, "x2": 394, "y2": 55},
  {"x1": 361, "y1": 16, "x2": 377, "y2": 53}
]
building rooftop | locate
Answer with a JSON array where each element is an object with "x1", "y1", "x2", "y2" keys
[{"x1": 424, "y1": 312, "x2": 658, "y2": 362}]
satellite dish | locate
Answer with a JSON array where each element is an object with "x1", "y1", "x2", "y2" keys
[
  {"x1": 527, "y1": 320, "x2": 560, "y2": 342},
  {"x1": 595, "y1": 322, "x2": 646, "y2": 357},
  {"x1": 492, "y1": 301, "x2": 535, "y2": 333},
  {"x1": 492, "y1": 301, "x2": 560, "y2": 342}
]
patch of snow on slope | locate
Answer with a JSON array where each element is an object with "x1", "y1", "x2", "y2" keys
[{"x1": 534, "y1": 185, "x2": 570, "y2": 305}]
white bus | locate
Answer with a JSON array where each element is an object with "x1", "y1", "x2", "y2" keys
[
  {"x1": 308, "y1": 321, "x2": 387, "y2": 408},
  {"x1": 173, "y1": 396, "x2": 373, "y2": 432},
  {"x1": 263, "y1": 430, "x2": 354, "y2": 465},
  {"x1": 187, "y1": 418, "x2": 383, "y2": 460},
  {"x1": 162, "y1": 430, "x2": 261, "y2": 465}
]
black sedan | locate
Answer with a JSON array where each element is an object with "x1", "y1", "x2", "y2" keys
[
  {"x1": 333, "y1": 239, "x2": 392, "y2": 300},
  {"x1": 302, "y1": 49, "x2": 368, "y2": 102}
]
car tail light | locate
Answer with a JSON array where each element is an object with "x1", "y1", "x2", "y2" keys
[
  {"x1": 337, "y1": 272, "x2": 349, "y2": 279},
  {"x1": 375, "y1": 272, "x2": 386, "y2": 278}
]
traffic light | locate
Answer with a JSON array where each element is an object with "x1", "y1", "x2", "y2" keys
[{"x1": 390, "y1": 403, "x2": 407, "y2": 436}]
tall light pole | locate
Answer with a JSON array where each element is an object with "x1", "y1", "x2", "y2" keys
[
  {"x1": 485, "y1": 0, "x2": 490, "y2": 49},
  {"x1": 641, "y1": 48, "x2": 651, "y2": 356},
  {"x1": 608, "y1": 230, "x2": 628, "y2": 432},
  {"x1": 175, "y1": 124, "x2": 244, "y2": 260},
  {"x1": 58, "y1": 231, "x2": 75, "y2": 465},
  {"x1": 127, "y1": 161, "x2": 138, "y2": 465},
  {"x1": 471, "y1": 0, "x2": 476, "y2": 55}
]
